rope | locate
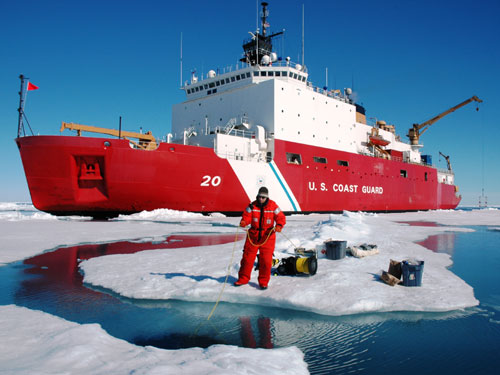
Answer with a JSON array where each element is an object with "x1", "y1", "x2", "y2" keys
[
  {"x1": 245, "y1": 226, "x2": 276, "y2": 247},
  {"x1": 277, "y1": 229, "x2": 298, "y2": 248},
  {"x1": 206, "y1": 226, "x2": 241, "y2": 321},
  {"x1": 204, "y1": 225, "x2": 293, "y2": 323}
]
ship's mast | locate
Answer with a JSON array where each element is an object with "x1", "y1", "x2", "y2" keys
[
  {"x1": 261, "y1": 1, "x2": 269, "y2": 36},
  {"x1": 241, "y1": 2, "x2": 283, "y2": 66},
  {"x1": 17, "y1": 74, "x2": 27, "y2": 138}
]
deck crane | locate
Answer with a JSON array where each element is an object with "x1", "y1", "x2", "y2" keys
[
  {"x1": 408, "y1": 96, "x2": 482, "y2": 145},
  {"x1": 439, "y1": 151, "x2": 452, "y2": 171},
  {"x1": 60, "y1": 122, "x2": 158, "y2": 150}
]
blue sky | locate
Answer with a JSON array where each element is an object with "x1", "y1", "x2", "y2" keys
[{"x1": 1, "y1": 0, "x2": 499, "y2": 205}]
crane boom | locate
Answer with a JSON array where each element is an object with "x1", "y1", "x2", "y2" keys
[
  {"x1": 439, "y1": 151, "x2": 452, "y2": 171},
  {"x1": 60, "y1": 122, "x2": 157, "y2": 150},
  {"x1": 408, "y1": 95, "x2": 482, "y2": 145}
]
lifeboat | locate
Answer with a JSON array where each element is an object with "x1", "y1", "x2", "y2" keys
[{"x1": 369, "y1": 135, "x2": 390, "y2": 146}]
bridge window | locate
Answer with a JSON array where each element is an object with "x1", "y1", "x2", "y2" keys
[
  {"x1": 337, "y1": 160, "x2": 349, "y2": 167},
  {"x1": 400, "y1": 170, "x2": 407, "y2": 178}
]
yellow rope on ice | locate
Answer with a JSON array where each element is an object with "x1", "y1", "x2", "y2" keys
[
  {"x1": 206, "y1": 226, "x2": 275, "y2": 321},
  {"x1": 245, "y1": 226, "x2": 276, "y2": 247},
  {"x1": 275, "y1": 229, "x2": 298, "y2": 248},
  {"x1": 206, "y1": 226, "x2": 241, "y2": 321},
  {"x1": 205, "y1": 225, "x2": 289, "y2": 323}
]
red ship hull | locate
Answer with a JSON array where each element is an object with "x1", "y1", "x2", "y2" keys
[{"x1": 16, "y1": 135, "x2": 461, "y2": 217}]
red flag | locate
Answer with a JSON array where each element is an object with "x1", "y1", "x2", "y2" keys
[{"x1": 27, "y1": 82, "x2": 39, "y2": 91}]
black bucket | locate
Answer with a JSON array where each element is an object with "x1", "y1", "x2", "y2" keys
[
  {"x1": 325, "y1": 240, "x2": 347, "y2": 260},
  {"x1": 401, "y1": 260, "x2": 424, "y2": 287}
]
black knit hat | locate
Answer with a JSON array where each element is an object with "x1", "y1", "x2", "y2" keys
[{"x1": 258, "y1": 187, "x2": 269, "y2": 197}]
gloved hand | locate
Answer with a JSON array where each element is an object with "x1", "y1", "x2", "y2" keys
[
  {"x1": 275, "y1": 225, "x2": 282, "y2": 232},
  {"x1": 239, "y1": 220, "x2": 246, "y2": 227}
]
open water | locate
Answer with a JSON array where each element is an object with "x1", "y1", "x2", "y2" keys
[{"x1": 1, "y1": 214, "x2": 499, "y2": 374}]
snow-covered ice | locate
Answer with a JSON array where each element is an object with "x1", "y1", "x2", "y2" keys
[
  {"x1": 0, "y1": 305, "x2": 308, "y2": 375},
  {"x1": 79, "y1": 210, "x2": 481, "y2": 315},
  {"x1": 1, "y1": 203, "x2": 499, "y2": 374}
]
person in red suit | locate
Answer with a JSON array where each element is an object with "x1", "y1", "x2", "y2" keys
[{"x1": 235, "y1": 187, "x2": 286, "y2": 289}]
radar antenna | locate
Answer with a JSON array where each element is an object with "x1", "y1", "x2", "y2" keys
[{"x1": 241, "y1": 2, "x2": 283, "y2": 66}]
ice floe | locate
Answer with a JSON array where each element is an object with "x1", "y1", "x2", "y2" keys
[{"x1": 0, "y1": 305, "x2": 308, "y2": 375}]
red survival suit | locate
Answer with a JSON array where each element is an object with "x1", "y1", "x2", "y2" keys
[{"x1": 237, "y1": 198, "x2": 286, "y2": 288}]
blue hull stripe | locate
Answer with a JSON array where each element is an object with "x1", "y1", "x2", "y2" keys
[{"x1": 269, "y1": 162, "x2": 298, "y2": 211}]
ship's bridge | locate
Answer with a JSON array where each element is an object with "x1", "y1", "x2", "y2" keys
[{"x1": 183, "y1": 62, "x2": 309, "y2": 100}]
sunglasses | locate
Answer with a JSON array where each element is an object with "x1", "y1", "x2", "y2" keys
[{"x1": 257, "y1": 195, "x2": 267, "y2": 199}]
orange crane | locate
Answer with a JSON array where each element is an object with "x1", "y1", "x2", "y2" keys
[
  {"x1": 60, "y1": 122, "x2": 158, "y2": 150},
  {"x1": 408, "y1": 95, "x2": 482, "y2": 145}
]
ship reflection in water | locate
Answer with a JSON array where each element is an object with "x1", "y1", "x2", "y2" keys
[
  {"x1": 15, "y1": 234, "x2": 245, "y2": 327},
  {"x1": 13, "y1": 232, "x2": 278, "y2": 350},
  {"x1": 399, "y1": 221, "x2": 457, "y2": 255},
  {"x1": 21, "y1": 232, "x2": 243, "y2": 285},
  {"x1": 417, "y1": 233, "x2": 457, "y2": 255}
]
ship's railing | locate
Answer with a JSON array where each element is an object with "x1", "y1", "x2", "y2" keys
[
  {"x1": 361, "y1": 149, "x2": 455, "y2": 172},
  {"x1": 437, "y1": 168, "x2": 454, "y2": 176},
  {"x1": 304, "y1": 83, "x2": 353, "y2": 103},
  {"x1": 188, "y1": 60, "x2": 353, "y2": 104},
  {"x1": 213, "y1": 59, "x2": 306, "y2": 76},
  {"x1": 208, "y1": 126, "x2": 255, "y2": 139},
  {"x1": 215, "y1": 150, "x2": 268, "y2": 163}
]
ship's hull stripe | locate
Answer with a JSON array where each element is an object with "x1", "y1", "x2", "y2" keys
[{"x1": 269, "y1": 161, "x2": 298, "y2": 211}]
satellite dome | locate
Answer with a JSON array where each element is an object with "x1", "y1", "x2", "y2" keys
[{"x1": 208, "y1": 70, "x2": 216, "y2": 78}]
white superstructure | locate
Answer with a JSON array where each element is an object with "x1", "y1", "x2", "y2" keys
[{"x1": 172, "y1": 62, "x2": 424, "y2": 166}]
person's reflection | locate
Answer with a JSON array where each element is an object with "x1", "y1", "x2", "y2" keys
[{"x1": 240, "y1": 317, "x2": 273, "y2": 348}]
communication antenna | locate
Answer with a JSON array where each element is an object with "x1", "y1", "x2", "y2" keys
[
  {"x1": 180, "y1": 32, "x2": 183, "y2": 88},
  {"x1": 301, "y1": 4, "x2": 305, "y2": 66},
  {"x1": 478, "y1": 107, "x2": 487, "y2": 208},
  {"x1": 256, "y1": 0, "x2": 259, "y2": 32}
]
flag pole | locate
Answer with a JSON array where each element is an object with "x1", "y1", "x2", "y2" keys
[{"x1": 17, "y1": 74, "x2": 27, "y2": 138}]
